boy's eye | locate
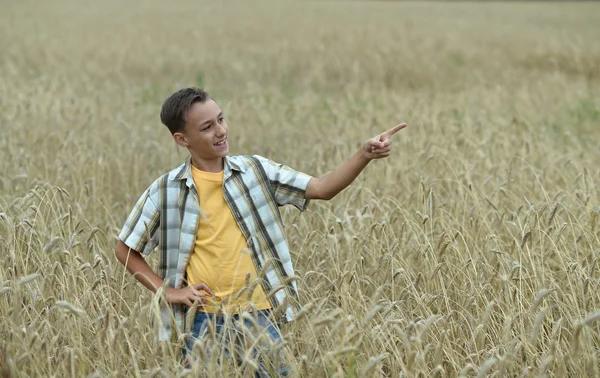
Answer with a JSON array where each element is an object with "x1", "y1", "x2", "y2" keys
[
  {"x1": 202, "y1": 125, "x2": 211, "y2": 131},
  {"x1": 218, "y1": 117, "x2": 224, "y2": 123}
]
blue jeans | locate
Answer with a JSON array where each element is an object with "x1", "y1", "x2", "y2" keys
[{"x1": 183, "y1": 309, "x2": 288, "y2": 376}]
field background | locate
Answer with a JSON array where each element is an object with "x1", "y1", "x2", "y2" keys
[{"x1": 1, "y1": 0, "x2": 600, "y2": 377}]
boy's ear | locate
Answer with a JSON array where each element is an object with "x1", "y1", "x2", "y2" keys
[{"x1": 173, "y1": 132, "x2": 188, "y2": 147}]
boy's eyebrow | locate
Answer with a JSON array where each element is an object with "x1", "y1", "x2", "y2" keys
[{"x1": 199, "y1": 112, "x2": 223, "y2": 127}]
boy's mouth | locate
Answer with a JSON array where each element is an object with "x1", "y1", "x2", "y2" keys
[{"x1": 214, "y1": 139, "x2": 227, "y2": 148}]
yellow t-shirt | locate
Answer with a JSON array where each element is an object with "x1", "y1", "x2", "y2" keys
[{"x1": 186, "y1": 165, "x2": 271, "y2": 314}]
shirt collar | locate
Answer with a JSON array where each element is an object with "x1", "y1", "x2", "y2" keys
[{"x1": 171, "y1": 156, "x2": 245, "y2": 186}]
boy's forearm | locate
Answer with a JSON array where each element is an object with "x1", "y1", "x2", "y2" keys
[
  {"x1": 307, "y1": 148, "x2": 370, "y2": 200},
  {"x1": 115, "y1": 240, "x2": 165, "y2": 294}
]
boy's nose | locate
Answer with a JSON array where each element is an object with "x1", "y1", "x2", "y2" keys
[{"x1": 215, "y1": 124, "x2": 227, "y2": 137}]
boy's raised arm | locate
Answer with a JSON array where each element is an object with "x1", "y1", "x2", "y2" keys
[{"x1": 305, "y1": 123, "x2": 407, "y2": 200}]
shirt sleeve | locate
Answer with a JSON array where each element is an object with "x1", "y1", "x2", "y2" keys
[
  {"x1": 256, "y1": 155, "x2": 313, "y2": 211},
  {"x1": 118, "y1": 186, "x2": 161, "y2": 256}
]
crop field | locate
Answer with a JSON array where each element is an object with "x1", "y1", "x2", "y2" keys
[{"x1": 1, "y1": 0, "x2": 600, "y2": 376}]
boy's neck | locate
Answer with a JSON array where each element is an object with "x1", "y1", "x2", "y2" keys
[{"x1": 190, "y1": 156, "x2": 224, "y2": 173}]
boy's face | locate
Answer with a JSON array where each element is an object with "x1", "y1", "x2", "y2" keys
[{"x1": 174, "y1": 99, "x2": 229, "y2": 162}]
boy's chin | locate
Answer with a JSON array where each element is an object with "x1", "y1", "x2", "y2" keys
[{"x1": 208, "y1": 147, "x2": 228, "y2": 156}]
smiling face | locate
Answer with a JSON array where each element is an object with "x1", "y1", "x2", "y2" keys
[{"x1": 173, "y1": 99, "x2": 229, "y2": 172}]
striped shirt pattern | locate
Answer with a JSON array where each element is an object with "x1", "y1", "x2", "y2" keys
[{"x1": 119, "y1": 155, "x2": 312, "y2": 341}]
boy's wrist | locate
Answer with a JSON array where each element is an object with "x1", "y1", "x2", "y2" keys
[
  {"x1": 356, "y1": 147, "x2": 372, "y2": 164},
  {"x1": 164, "y1": 286, "x2": 180, "y2": 304}
]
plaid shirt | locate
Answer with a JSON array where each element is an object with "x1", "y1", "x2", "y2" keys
[{"x1": 119, "y1": 155, "x2": 312, "y2": 341}]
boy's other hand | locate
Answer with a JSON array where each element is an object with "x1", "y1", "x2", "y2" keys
[
  {"x1": 361, "y1": 123, "x2": 407, "y2": 161},
  {"x1": 166, "y1": 283, "x2": 214, "y2": 307}
]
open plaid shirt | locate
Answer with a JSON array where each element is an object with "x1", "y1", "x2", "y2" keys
[{"x1": 119, "y1": 155, "x2": 312, "y2": 341}]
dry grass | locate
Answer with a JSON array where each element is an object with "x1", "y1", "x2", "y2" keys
[{"x1": 1, "y1": 0, "x2": 600, "y2": 376}]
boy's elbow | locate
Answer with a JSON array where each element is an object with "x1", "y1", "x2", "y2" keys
[
  {"x1": 320, "y1": 191, "x2": 335, "y2": 201},
  {"x1": 115, "y1": 240, "x2": 136, "y2": 263},
  {"x1": 115, "y1": 241, "x2": 125, "y2": 262},
  {"x1": 306, "y1": 189, "x2": 333, "y2": 201},
  {"x1": 306, "y1": 178, "x2": 335, "y2": 201},
  {"x1": 315, "y1": 185, "x2": 335, "y2": 200}
]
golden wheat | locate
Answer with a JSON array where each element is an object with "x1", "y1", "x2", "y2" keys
[{"x1": 1, "y1": 0, "x2": 600, "y2": 376}]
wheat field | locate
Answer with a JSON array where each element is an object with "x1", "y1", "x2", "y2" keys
[{"x1": 1, "y1": 0, "x2": 600, "y2": 376}]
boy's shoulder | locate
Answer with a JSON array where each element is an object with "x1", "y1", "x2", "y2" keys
[
  {"x1": 165, "y1": 160, "x2": 188, "y2": 182},
  {"x1": 140, "y1": 162, "x2": 188, "y2": 199},
  {"x1": 227, "y1": 154, "x2": 271, "y2": 169},
  {"x1": 228, "y1": 155, "x2": 285, "y2": 177}
]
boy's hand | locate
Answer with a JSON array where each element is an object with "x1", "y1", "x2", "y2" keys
[
  {"x1": 361, "y1": 123, "x2": 407, "y2": 160},
  {"x1": 166, "y1": 283, "x2": 214, "y2": 307}
]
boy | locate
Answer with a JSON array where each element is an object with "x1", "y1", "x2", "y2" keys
[{"x1": 115, "y1": 88, "x2": 406, "y2": 368}]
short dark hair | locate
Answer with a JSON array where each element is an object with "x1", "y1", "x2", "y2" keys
[{"x1": 160, "y1": 88, "x2": 210, "y2": 134}]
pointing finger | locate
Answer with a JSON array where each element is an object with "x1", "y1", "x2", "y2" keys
[{"x1": 380, "y1": 123, "x2": 407, "y2": 140}]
